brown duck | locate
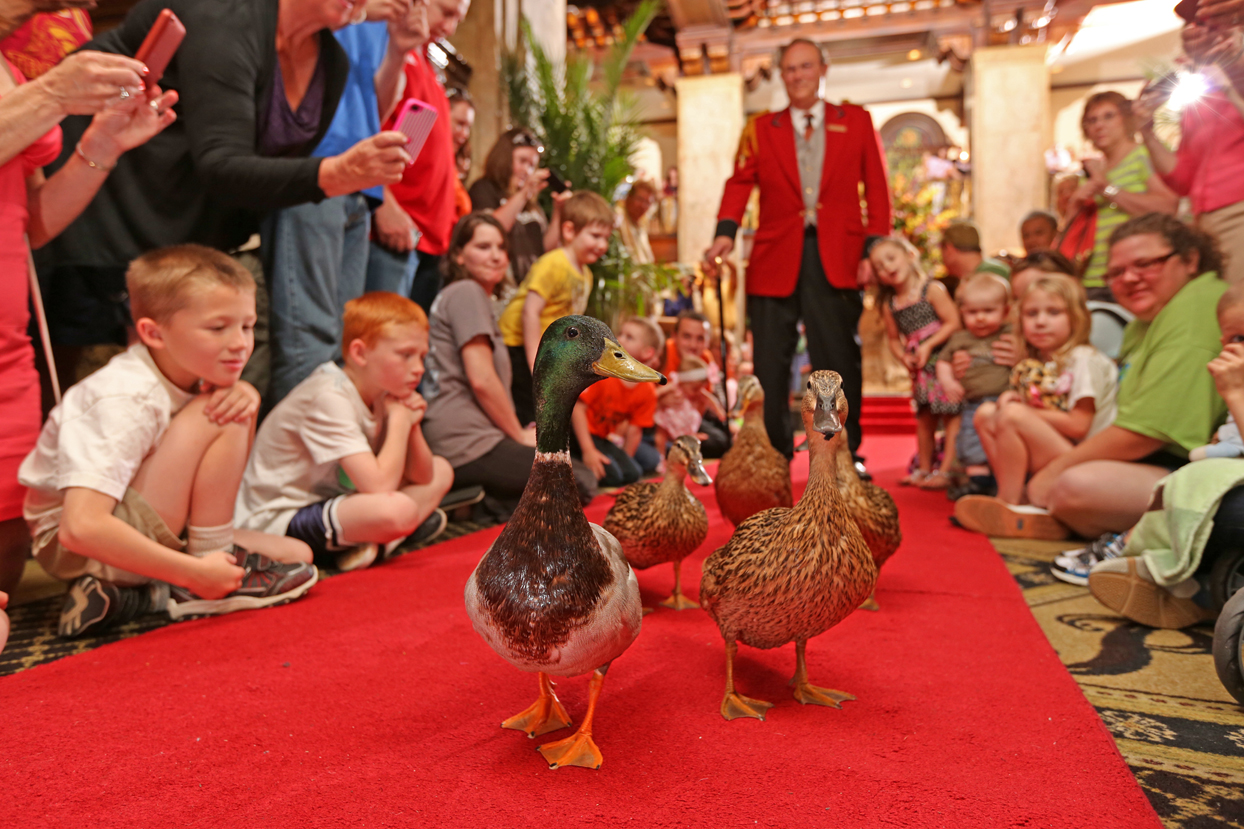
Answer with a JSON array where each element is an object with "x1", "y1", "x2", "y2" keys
[
  {"x1": 603, "y1": 435, "x2": 713, "y2": 611},
  {"x1": 834, "y1": 440, "x2": 901, "y2": 611},
  {"x1": 700, "y1": 371, "x2": 877, "y2": 721},
  {"x1": 714, "y1": 374, "x2": 792, "y2": 527}
]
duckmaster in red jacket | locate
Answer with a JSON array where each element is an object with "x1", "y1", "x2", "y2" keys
[{"x1": 704, "y1": 38, "x2": 890, "y2": 462}]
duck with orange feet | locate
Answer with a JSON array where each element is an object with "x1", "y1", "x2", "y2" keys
[
  {"x1": 464, "y1": 316, "x2": 665, "y2": 769},
  {"x1": 603, "y1": 435, "x2": 713, "y2": 611},
  {"x1": 700, "y1": 371, "x2": 877, "y2": 721},
  {"x1": 714, "y1": 375, "x2": 792, "y2": 527}
]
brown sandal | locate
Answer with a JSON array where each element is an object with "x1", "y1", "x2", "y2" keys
[
  {"x1": 918, "y1": 470, "x2": 952, "y2": 490},
  {"x1": 899, "y1": 470, "x2": 928, "y2": 487}
]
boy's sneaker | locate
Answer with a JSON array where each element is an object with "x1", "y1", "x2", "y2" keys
[
  {"x1": 166, "y1": 549, "x2": 318, "y2": 620},
  {"x1": 58, "y1": 575, "x2": 157, "y2": 638},
  {"x1": 1088, "y1": 556, "x2": 1215, "y2": 629},
  {"x1": 336, "y1": 543, "x2": 379, "y2": 572},
  {"x1": 408, "y1": 508, "x2": 448, "y2": 547},
  {"x1": 1050, "y1": 532, "x2": 1126, "y2": 586}
]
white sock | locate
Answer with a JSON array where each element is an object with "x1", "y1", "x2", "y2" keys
[{"x1": 186, "y1": 522, "x2": 235, "y2": 557}]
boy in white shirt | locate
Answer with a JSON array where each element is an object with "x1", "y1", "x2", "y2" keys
[
  {"x1": 236, "y1": 292, "x2": 454, "y2": 571},
  {"x1": 20, "y1": 246, "x2": 317, "y2": 639}
]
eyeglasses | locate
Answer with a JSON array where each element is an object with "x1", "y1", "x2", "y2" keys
[
  {"x1": 1104, "y1": 251, "x2": 1178, "y2": 283},
  {"x1": 510, "y1": 133, "x2": 544, "y2": 152}
]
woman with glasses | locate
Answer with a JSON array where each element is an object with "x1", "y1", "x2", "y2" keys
[
  {"x1": 1065, "y1": 92, "x2": 1178, "y2": 299},
  {"x1": 967, "y1": 214, "x2": 1227, "y2": 552},
  {"x1": 468, "y1": 127, "x2": 570, "y2": 297}
]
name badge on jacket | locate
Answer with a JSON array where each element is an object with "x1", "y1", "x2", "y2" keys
[{"x1": 827, "y1": 124, "x2": 847, "y2": 133}]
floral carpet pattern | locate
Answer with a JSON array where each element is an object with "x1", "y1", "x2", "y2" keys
[{"x1": 994, "y1": 537, "x2": 1244, "y2": 829}]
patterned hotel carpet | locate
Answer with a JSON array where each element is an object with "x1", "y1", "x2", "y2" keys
[
  {"x1": 993, "y1": 537, "x2": 1244, "y2": 829},
  {"x1": 3, "y1": 519, "x2": 1243, "y2": 828}
]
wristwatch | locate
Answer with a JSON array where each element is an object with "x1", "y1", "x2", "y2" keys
[{"x1": 1102, "y1": 184, "x2": 1120, "y2": 208}]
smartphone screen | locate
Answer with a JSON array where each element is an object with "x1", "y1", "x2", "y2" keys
[
  {"x1": 546, "y1": 169, "x2": 569, "y2": 194},
  {"x1": 134, "y1": 9, "x2": 186, "y2": 85}
]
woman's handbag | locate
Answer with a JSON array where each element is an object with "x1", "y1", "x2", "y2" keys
[{"x1": 1056, "y1": 202, "x2": 1097, "y2": 278}]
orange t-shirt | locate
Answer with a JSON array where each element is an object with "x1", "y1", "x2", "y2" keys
[
  {"x1": 664, "y1": 340, "x2": 716, "y2": 374},
  {"x1": 579, "y1": 378, "x2": 657, "y2": 439}
]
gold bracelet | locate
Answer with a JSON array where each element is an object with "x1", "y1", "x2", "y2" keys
[{"x1": 75, "y1": 142, "x2": 116, "y2": 172}]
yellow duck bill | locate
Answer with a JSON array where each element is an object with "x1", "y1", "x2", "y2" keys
[{"x1": 593, "y1": 339, "x2": 667, "y2": 385}]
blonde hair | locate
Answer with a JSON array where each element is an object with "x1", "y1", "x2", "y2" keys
[
  {"x1": 1014, "y1": 273, "x2": 1091, "y2": 369},
  {"x1": 622, "y1": 316, "x2": 663, "y2": 355},
  {"x1": 561, "y1": 190, "x2": 616, "y2": 236},
  {"x1": 126, "y1": 244, "x2": 255, "y2": 323},
  {"x1": 957, "y1": 273, "x2": 1010, "y2": 307},
  {"x1": 870, "y1": 235, "x2": 928, "y2": 307},
  {"x1": 341, "y1": 291, "x2": 428, "y2": 361}
]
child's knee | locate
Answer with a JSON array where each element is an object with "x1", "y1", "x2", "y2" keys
[
  {"x1": 432, "y1": 456, "x2": 454, "y2": 493},
  {"x1": 170, "y1": 395, "x2": 250, "y2": 444}
]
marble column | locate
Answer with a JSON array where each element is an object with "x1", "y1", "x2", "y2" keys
[
  {"x1": 449, "y1": 0, "x2": 510, "y2": 181},
  {"x1": 967, "y1": 44, "x2": 1051, "y2": 255},
  {"x1": 522, "y1": 0, "x2": 565, "y2": 64},
  {"x1": 675, "y1": 73, "x2": 744, "y2": 266}
]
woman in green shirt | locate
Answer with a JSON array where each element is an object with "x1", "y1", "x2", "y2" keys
[
  {"x1": 1030, "y1": 214, "x2": 1228, "y2": 536},
  {"x1": 1066, "y1": 92, "x2": 1179, "y2": 299}
]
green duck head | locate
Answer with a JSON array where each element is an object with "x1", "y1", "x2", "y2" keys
[
  {"x1": 533, "y1": 315, "x2": 666, "y2": 454},
  {"x1": 668, "y1": 434, "x2": 712, "y2": 486},
  {"x1": 803, "y1": 370, "x2": 847, "y2": 441}
]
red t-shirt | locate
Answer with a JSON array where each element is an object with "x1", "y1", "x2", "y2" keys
[
  {"x1": 387, "y1": 49, "x2": 456, "y2": 256},
  {"x1": 579, "y1": 378, "x2": 657, "y2": 439}
]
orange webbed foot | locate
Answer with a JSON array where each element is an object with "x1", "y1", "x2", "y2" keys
[
  {"x1": 537, "y1": 729, "x2": 604, "y2": 770},
  {"x1": 859, "y1": 591, "x2": 880, "y2": 612},
  {"x1": 721, "y1": 691, "x2": 774, "y2": 721},
  {"x1": 658, "y1": 590, "x2": 700, "y2": 611},
  {"x1": 502, "y1": 675, "x2": 572, "y2": 738},
  {"x1": 792, "y1": 682, "x2": 855, "y2": 709}
]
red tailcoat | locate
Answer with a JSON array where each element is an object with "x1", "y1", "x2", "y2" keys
[{"x1": 715, "y1": 102, "x2": 891, "y2": 295}]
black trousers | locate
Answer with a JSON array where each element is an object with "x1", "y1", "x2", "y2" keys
[
  {"x1": 453, "y1": 437, "x2": 598, "y2": 516},
  {"x1": 410, "y1": 252, "x2": 443, "y2": 316},
  {"x1": 748, "y1": 229, "x2": 863, "y2": 457}
]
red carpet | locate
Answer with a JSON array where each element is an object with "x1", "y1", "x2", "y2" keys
[{"x1": 0, "y1": 436, "x2": 1160, "y2": 828}]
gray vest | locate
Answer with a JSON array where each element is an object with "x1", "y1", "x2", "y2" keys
[{"x1": 793, "y1": 111, "x2": 824, "y2": 227}]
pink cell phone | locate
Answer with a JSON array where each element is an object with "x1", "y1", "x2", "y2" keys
[
  {"x1": 134, "y1": 8, "x2": 186, "y2": 86},
  {"x1": 393, "y1": 97, "x2": 438, "y2": 163}
]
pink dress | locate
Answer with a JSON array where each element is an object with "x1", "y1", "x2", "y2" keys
[{"x1": 0, "y1": 61, "x2": 61, "y2": 521}]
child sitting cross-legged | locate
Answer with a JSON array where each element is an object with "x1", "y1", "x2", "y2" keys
[
  {"x1": 236, "y1": 292, "x2": 455, "y2": 572},
  {"x1": 935, "y1": 273, "x2": 1014, "y2": 499},
  {"x1": 19, "y1": 246, "x2": 318, "y2": 639},
  {"x1": 954, "y1": 272, "x2": 1118, "y2": 542},
  {"x1": 571, "y1": 317, "x2": 663, "y2": 488}
]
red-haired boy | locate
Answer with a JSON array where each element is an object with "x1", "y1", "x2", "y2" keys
[{"x1": 236, "y1": 292, "x2": 454, "y2": 571}]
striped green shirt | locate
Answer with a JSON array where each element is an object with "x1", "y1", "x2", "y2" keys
[{"x1": 1083, "y1": 145, "x2": 1154, "y2": 288}]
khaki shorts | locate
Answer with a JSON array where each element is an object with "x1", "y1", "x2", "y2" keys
[{"x1": 33, "y1": 488, "x2": 185, "y2": 586}]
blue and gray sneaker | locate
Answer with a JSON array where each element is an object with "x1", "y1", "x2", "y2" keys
[
  {"x1": 1050, "y1": 532, "x2": 1127, "y2": 586},
  {"x1": 58, "y1": 575, "x2": 157, "y2": 638}
]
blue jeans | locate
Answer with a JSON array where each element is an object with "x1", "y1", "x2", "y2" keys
[
  {"x1": 263, "y1": 194, "x2": 371, "y2": 406},
  {"x1": 365, "y1": 241, "x2": 417, "y2": 296}
]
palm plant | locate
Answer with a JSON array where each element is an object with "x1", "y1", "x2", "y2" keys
[{"x1": 501, "y1": 0, "x2": 682, "y2": 326}]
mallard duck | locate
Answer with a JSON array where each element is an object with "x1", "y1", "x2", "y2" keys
[
  {"x1": 700, "y1": 371, "x2": 878, "y2": 721},
  {"x1": 714, "y1": 374, "x2": 792, "y2": 527},
  {"x1": 603, "y1": 435, "x2": 713, "y2": 611},
  {"x1": 834, "y1": 440, "x2": 901, "y2": 611},
  {"x1": 463, "y1": 315, "x2": 664, "y2": 770}
]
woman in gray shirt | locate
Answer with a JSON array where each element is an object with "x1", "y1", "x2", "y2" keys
[{"x1": 423, "y1": 213, "x2": 596, "y2": 518}]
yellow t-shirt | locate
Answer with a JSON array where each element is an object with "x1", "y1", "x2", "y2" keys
[{"x1": 498, "y1": 248, "x2": 592, "y2": 347}]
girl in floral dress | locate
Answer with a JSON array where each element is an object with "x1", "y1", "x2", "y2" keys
[{"x1": 873, "y1": 236, "x2": 963, "y2": 489}]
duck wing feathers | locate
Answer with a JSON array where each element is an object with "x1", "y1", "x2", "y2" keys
[
  {"x1": 603, "y1": 480, "x2": 709, "y2": 570},
  {"x1": 700, "y1": 505, "x2": 877, "y2": 651}
]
